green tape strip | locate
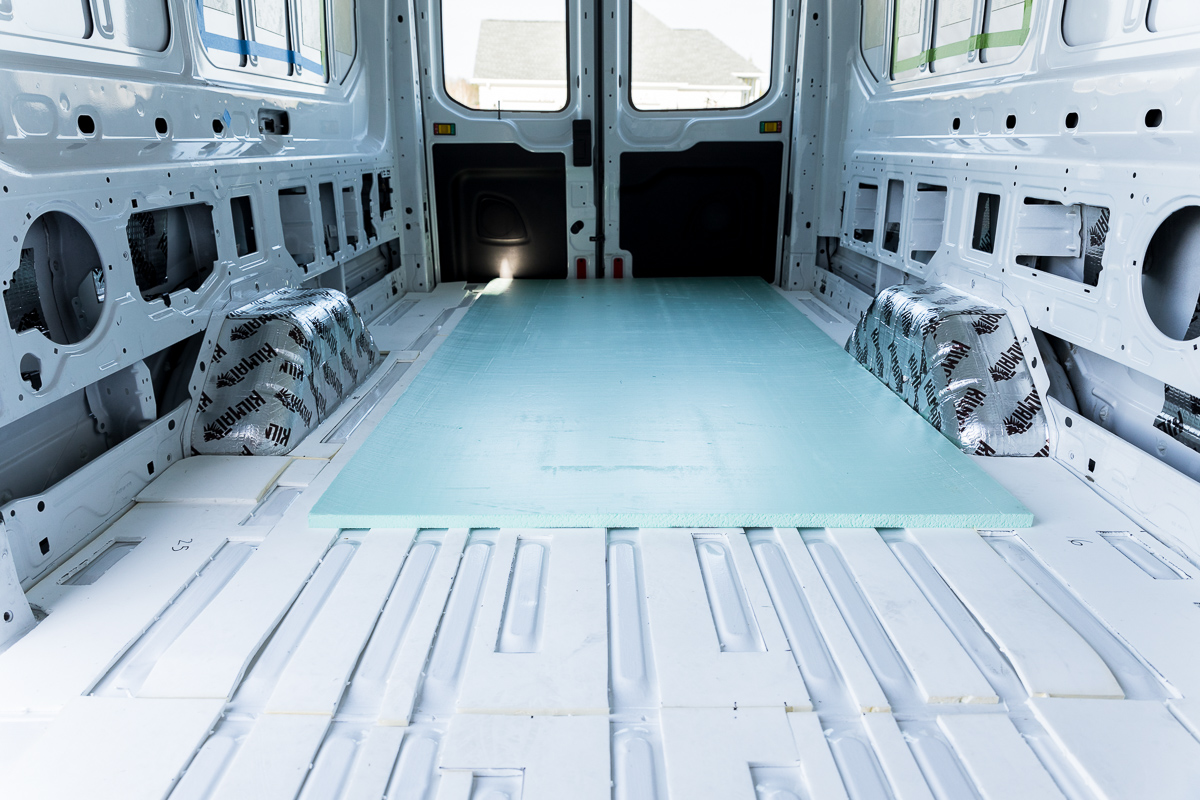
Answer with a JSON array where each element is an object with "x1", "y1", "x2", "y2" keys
[{"x1": 892, "y1": 0, "x2": 1033, "y2": 76}]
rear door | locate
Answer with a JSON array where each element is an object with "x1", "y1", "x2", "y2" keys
[
  {"x1": 417, "y1": 0, "x2": 597, "y2": 282},
  {"x1": 600, "y1": 0, "x2": 801, "y2": 281},
  {"x1": 418, "y1": 0, "x2": 799, "y2": 283}
]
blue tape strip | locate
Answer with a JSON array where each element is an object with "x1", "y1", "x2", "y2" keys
[{"x1": 194, "y1": 0, "x2": 325, "y2": 75}]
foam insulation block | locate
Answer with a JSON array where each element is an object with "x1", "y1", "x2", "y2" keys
[{"x1": 312, "y1": 278, "x2": 1031, "y2": 529}]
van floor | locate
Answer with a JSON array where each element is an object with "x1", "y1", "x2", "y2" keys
[{"x1": 1, "y1": 284, "x2": 1199, "y2": 800}]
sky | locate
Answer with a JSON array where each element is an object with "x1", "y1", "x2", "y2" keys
[{"x1": 441, "y1": 0, "x2": 773, "y2": 81}]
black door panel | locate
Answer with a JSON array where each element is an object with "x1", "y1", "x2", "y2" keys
[
  {"x1": 433, "y1": 143, "x2": 568, "y2": 282},
  {"x1": 618, "y1": 141, "x2": 783, "y2": 281}
]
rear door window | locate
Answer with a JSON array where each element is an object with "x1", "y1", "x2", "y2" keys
[
  {"x1": 629, "y1": 0, "x2": 773, "y2": 111},
  {"x1": 442, "y1": 0, "x2": 569, "y2": 111}
]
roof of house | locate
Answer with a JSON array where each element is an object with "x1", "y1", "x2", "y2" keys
[
  {"x1": 628, "y1": 4, "x2": 765, "y2": 86},
  {"x1": 473, "y1": 20, "x2": 567, "y2": 82},
  {"x1": 473, "y1": 5, "x2": 765, "y2": 86}
]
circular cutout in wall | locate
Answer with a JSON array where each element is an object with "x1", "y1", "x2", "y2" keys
[
  {"x1": 1142, "y1": 206, "x2": 1200, "y2": 341},
  {"x1": 3, "y1": 212, "x2": 105, "y2": 344}
]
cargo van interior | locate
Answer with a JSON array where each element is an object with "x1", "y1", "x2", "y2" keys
[{"x1": 2, "y1": 1, "x2": 1200, "y2": 797}]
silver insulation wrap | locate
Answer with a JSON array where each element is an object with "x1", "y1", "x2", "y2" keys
[
  {"x1": 1155, "y1": 384, "x2": 1200, "y2": 456},
  {"x1": 846, "y1": 284, "x2": 1050, "y2": 457},
  {"x1": 191, "y1": 288, "x2": 380, "y2": 455}
]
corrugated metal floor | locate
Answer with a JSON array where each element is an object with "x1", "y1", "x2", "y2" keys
[{"x1": 1, "y1": 286, "x2": 1199, "y2": 800}]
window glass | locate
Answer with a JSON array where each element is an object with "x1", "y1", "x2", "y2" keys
[
  {"x1": 6, "y1": 0, "x2": 169, "y2": 52},
  {"x1": 1148, "y1": 0, "x2": 1200, "y2": 32},
  {"x1": 861, "y1": 0, "x2": 888, "y2": 79},
  {"x1": 328, "y1": 0, "x2": 356, "y2": 80},
  {"x1": 22, "y1": 0, "x2": 93, "y2": 39},
  {"x1": 442, "y1": 0, "x2": 567, "y2": 111},
  {"x1": 299, "y1": 0, "x2": 326, "y2": 76},
  {"x1": 255, "y1": 0, "x2": 288, "y2": 37},
  {"x1": 107, "y1": 0, "x2": 170, "y2": 51},
  {"x1": 200, "y1": 0, "x2": 247, "y2": 66},
  {"x1": 980, "y1": 0, "x2": 1030, "y2": 61},
  {"x1": 1062, "y1": 0, "x2": 1121, "y2": 46},
  {"x1": 333, "y1": 0, "x2": 354, "y2": 56},
  {"x1": 251, "y1": 0, "x2": 292, "y2": 77},
  {"x1": 931, "y1": 0, "x2": 973, "y2": 71},
  {"x1": 891, "y1": 0, "x2": 927, "y2": 77},
  {"x1": 630, "y1": 0, "x2": 772, "y2": 111}
]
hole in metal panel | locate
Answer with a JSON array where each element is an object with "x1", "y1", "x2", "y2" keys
[
  {"x1": 361, "y1": 173, "x2": 377, "y2": 241},
  {"x1": 6, "y1": 212, "x2": 105, "y2": 344},
  {"x1": 319, "y1": 183, "x2": 339, "y2": 257},
  {"x1": 910, "y1": 183, "x2": 948, "y2": 264},
  {"x1": 882, "y1": 179, "x2": 903, "y2": 254},
  {"x1": 230, "y1": 196, "x2": 257, "y2": 257},
  {"x1": 126, "y1": 204, "x2": 218, "y2": 302},
  {"x1": 19, "y1": 353, "x2": 41, "y2": 392},
  {"x1": 972, "y1": 193, "x2": 1001, "y2": 254},
  {"x1": 342, "y1": 186, "x2": 361, "y2": 250},
  {"x1": 852, "y1": 183, "x2": 878, "y2": 244},
  {"x1": 1142, "y1": 206, "x2": 1200, "y2": 341},
  {"x1": 279, "y1": 186, "x2": 316, "y2": 270},
  {"x1": 378, "y1": 174, "x2": 393, "y2": 216}
]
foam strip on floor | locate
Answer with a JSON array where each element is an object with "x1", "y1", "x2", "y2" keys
[{"x1": 311, "y1": 279, "x2": 1031, "y2": 529}]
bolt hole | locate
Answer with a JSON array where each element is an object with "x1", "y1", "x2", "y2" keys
[
  {"x1": 38, "y1": 537, "x2": 49, "y2": 555},
  {"x1": 36, "y1": 500, "x2": 45, "y2": 512},
  {"x1": 1006, "y1": 114, "x2": 1017, "y2": 130},
  {"x1": 1065, "y1": 417, "x2": 1073, "y2": 428},
  {"x1": 1065, "y1": 112, "x2": 1079, "y2": 129},
  {"x1": 213, "y1": 118, "x2": 224, "y2": 135},
  {"x1": 2, "y1": 611, "x2": 11, "y2": 623},
  {"x1": 77, "y1": 114, "x2": 96, "y2": 135},
  {"x1": 1146, "y1": 109, "x2": 1163, "y2": 128},
  {"x1": 154, "y1": 117, "x2": 168, "y2": 136}
]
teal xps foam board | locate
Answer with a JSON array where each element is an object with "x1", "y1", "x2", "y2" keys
[{"x1": 311, "y1": 278, "x2": 1032, "y2": 529}]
